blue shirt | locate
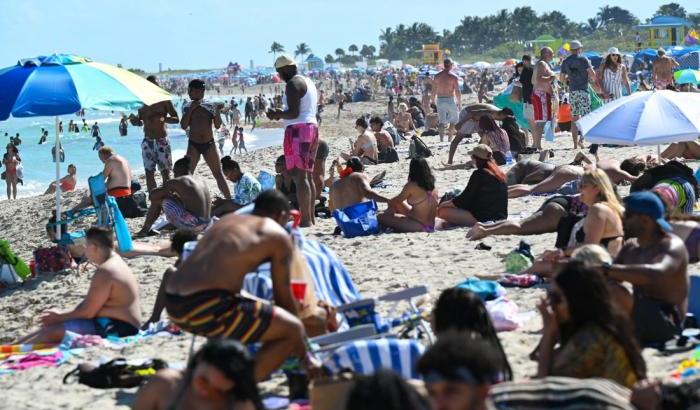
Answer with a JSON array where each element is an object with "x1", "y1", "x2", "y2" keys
[{"x1": 232, "y1": 173, "x2": 261, "y2": 205}]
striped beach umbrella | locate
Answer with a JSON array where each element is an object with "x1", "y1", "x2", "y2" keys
[{"x1": 0, "y1": 54, "x2": 171, "y2": 231}]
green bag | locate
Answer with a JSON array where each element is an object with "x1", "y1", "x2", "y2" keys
[
  {"x1": 588, "y1": 84, "x2": 603, "y2": 111},
  {"x1": 0, "y1": 240, "x2": 30, "y2": 280}
]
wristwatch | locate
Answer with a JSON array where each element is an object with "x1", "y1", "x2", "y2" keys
[{"x1": 601, "y1": 262, "x2": 612, "y2": 276}]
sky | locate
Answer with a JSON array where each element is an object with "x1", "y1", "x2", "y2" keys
[{"x1": 1, "y1": 0, "x2": 698, "y2": 72}]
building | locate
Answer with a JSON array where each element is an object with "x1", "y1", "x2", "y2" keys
[
  {"x1": 305, "y1": 54, "x2": 324, "y2": 71},
  {"x1": 636, "y1": 16, "x2": 694, "y2": 48},
  {"x1": 420, "y1": 44, "x2": 442, "y2": 65}
]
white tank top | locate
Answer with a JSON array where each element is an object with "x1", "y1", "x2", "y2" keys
[{"x1": 282, "y1": 75, "x2": 318, "y2": 127}]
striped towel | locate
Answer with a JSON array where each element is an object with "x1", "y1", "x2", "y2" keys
[
  {"x1": 243, "y1": 228, "x2": 361, "y2": 308},
  {"x1": 324, "y1": 338, "x2": 425, "y2": 380},
  {"x1": 488, "y1": 376, "x2": 633, "y2": 409}
]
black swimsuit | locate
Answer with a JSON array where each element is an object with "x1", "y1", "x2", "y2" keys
[{"x1": 188, "y1": 139, "x2": 214, "y2": 155}]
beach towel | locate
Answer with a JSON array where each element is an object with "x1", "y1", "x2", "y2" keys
[
  {"x1": 456, "y1": 278, "x2": 506, "y2": 301},
  {"x1": 323, "y1": 338, "x2": 425, "y2": 379},
  {"x1": 486, "y1": 297, "x2": 521, "y2": 332}
]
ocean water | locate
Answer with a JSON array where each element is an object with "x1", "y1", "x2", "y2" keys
[{"x1": 0, "y1": 96, "x2": 282, "y2": 199}]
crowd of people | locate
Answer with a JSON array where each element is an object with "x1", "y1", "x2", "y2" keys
[{"x1": 6, "y1": 39, "x2": 700, "y2": 410}]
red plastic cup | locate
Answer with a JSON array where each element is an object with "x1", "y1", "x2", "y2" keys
[
  {"x1": 29, "y1": 260, "x2": 36, "y2": 277},
  {"x1": 290, "y1": 210, "x2": 302, "y2": 228},
  {"x1": 290, "y1": 280, "x2": 306, "y2": 302}
]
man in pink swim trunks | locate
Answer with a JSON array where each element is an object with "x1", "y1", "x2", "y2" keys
[{"x1": 267, "y1": 54, "x2": 320, "y2": 227}]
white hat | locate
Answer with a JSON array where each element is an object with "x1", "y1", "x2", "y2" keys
[
  {"x1": 570, "y1": 40, "x2": 583, "y2": 50},
  {"x1": 274, "y1": 54, "x2": 296, "y2": 69},
  {"x1": 607, "y1": 47, "x2": 621, "y2": 55}
]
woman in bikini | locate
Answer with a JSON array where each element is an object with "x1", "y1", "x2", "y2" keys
[
  {"x1": 378, "y1": 158, "x2": 438, "y2": 233},
  {"x1": 394, "y1": 103, "x2": 415, "y2": 136},
  {"x1": 2, "y1": 143, "x2": 20, "y2": 200},
  {"x1": 45, "y1": 164, "x2": 78, "y2": 194},
  {"x1": 341, "y1": 117, "x2": 378, "y2": 165},
  {"x1": 524, "y1": 169, "x2": 625, "y2": 277}
]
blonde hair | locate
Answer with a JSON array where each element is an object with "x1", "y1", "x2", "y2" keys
[
  {"x1": 98, "y1": 146, "x2": 113, "y2": 157},
  {"x1": 398, "y1": 103, "x2": 408, "y2": 112},
  {"x1": 581, "y1": 169, "x2": 624, "y2": 217},
  {"x1": 571, "y1": 244, "x2": 612, "y2": 266}
]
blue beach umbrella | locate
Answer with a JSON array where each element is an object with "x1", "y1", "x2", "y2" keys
[
  {"x1": 674, "y1": 69, "x2": 700, "y2": 85},
  {"x1": 0, "y1": 54, "x2": 171, "y2": 229}
]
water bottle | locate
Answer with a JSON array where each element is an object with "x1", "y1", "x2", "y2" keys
[{"x1": 505, "y1": 150, "x2": 513, "y2": 165}]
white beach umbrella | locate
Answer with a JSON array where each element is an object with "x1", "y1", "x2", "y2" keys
[
  {"x1": 472, "y1": 61, "x2": 492, "y2": 69},
  {"x1": 577, "y1": 90, "x2": 700, "y2": 146}
]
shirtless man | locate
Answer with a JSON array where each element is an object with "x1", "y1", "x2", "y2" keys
[
  {"x1": 447, "y1": 103, "x2": 508, "y2": 165},
  {"x1": 180, "y1": 79, "x2": 231, "y2": 200},
  {"x1": 369, "y1": 116, "x2": 395, "y2": 153},
  {"x1": 136, "y1": 156, "x2": 211, "y2": 237},
  {"x1": 72, "y1": 146, "x2": 134, "y2": 213},
  {"x1": 18, "y1": 227, "x2": 141, "y2": 343},
  {"x1": 129, "y1": 75, "x2": 179, "y2": 193},
  {"x1": 394, "y1": 103, "x2": 416, "y2": 136},
  {"x1": 595, "y1": 192, "x2": 688, "y2": 347},
  {"x1": 531, "y1": 47, "x2": 557, "y2": 150},
  {"x1": 652, "y1": 48, "x2": 679, "y2": 90},
  {"x1": 432, "y1": 58, "x2": 461, "y2": 142},
  {"x1": 164, "y1": 213, "x2": 318, "y2": 381},
  {"x1": 329, "y1": 157, "x2": 389, "y2": 211}
]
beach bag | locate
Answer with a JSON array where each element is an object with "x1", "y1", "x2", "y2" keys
[
  {"x1": 486, "y1": 297, "x2": 520, "y2": 332},
  {"x1": 63, "y1": 358, "x2": 168, "y2": 389},
  {"x1": 0, "y1": 240, "x2": 30, "y2": 282},
  {"x1": 310, "y1": 372, "x2": 357, "y2": 410},
  {"x1": 34, "y1": 246, "x2": 73, "y2": 274},
  {"x1": 378, "y1": 147, "x2": 399, "y2": 164},
  {"x1": 503, "y1": 241, "x2": 535, "y2": 274},
  {"x1": 384, "y1": 122, "x2": 401, "y2": 146},
  {"x1": 588, "y1": 84, "x2": 603, "y2": 111},
  {"x1": 332, "y1": 201, "x2": 379, "y2": 238},
  {"x1": 543, "y1": 121, "x2": 555, "y2": 142},
  {"x1": 457, "y1": 278, "x2": 506, "y2": 301},
  {"x1": 15, "y1": 164, "x2": 23, "y2": 179},
  {"x1": 257, "y1": 170, "x2": 276, "y2": 191},
  {"x1": 409, "y1": 135, "x2": 432, "y2": 159}
]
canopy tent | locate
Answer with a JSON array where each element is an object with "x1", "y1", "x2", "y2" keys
[{"x1": 678, "y1": 52, "x2": 700, "y2": 70}]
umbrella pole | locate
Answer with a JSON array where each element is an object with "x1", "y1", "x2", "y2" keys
[
  {"x1": 55, "y1": 116, "x2": 61, "y2": 238},
  {"x1": 657, "y1": 144, "x2": 661, "y2": 163}
]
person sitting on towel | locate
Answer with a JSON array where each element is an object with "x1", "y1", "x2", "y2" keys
[
  {"x1": 164, "y1": 205, "x2": 321, "y2": 381},
  {"x1": 132, "y1": 339, "x2": 262, "y2": 410},
  {"x1": 136, "y1": 156, "x2": 211, "y2": 237},
  {"x1": 18, "y1": 227, "x2": 141, "y2": 343}
]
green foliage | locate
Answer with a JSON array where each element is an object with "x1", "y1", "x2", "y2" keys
[
  {"x1": 128, "y1": 68, "x2": 146, "y2": 76},
  {"x1": 655, "y1": 3, "x2": 687, "y2": 18},
  {"x1": 324, "y1": 54, "x2": 335, "y2": 64}
]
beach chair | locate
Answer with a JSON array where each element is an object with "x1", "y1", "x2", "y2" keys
[{"x1": 49, "y1": 174, "x2": 133, "y2": 252}]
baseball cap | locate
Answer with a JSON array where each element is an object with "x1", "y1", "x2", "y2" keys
[
  {"x1": 623, "y1": 191, "x2": 672, "y2": 232},
  {"x1": 274, "y1": 54, "x2": 296, "y2": 69},
  {"x1": 570, "y1": 40, "x2": 583, "y2": 50},
  {"x1": 468, "y1": 144, "x2": 493, "y2": 160}
]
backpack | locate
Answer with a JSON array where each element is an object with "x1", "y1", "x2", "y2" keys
[
  {"x1": 0, "y1": 240, "x2": 30, "y2": 285},
  {"x1": 409, "y1": 136, "x2": 432, "y2": 159},
  {"x1": 34, "y1": 246, "x2": 73, "y2": 274},
  {"x1": 383, "y1": 122, "x2": 401, "y2": 146},
  {"x1": 63, "y1": 358, "x2": 168, "y2": 389}
]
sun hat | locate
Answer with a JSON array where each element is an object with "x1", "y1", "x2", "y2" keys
[
  {"x1": 274, "y1": 54, "x2": 296, "y2": 69},
  {"x1": 570, "y1": 40, "x2": 583, "y2": 50},
  {"x1": 607, "y1": 47, "x2": 621, "y2": 55},
  {"x1": 468, "y1": 144, "x2": 493, "y2": 160},
  {"x1": 623, "y1": 191, "x2": 672, "y2": 232}
]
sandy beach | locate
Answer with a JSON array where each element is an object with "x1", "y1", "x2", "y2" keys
[{"x1": 0, "y1": 84, "x2": 697, "y2": 409}]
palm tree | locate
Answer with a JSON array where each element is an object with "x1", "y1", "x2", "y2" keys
[
  {"x1": 335, "y1": 48, "x2": 345, "y2": 59},
  {"x1": 269, "y1": 42, "x2": 284, "y2": 63},
  {"x1": 294, "y1": 43, "x2": 311, "y2": 66},
  {"x1": 348, "y1": 44, "x2": 358, "y2": 56},
  {"x1": 324, "y1": 54, "x2": 335, "y2": 64}
]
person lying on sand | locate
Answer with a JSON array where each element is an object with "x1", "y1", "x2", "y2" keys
[
  {"x1": 18, "y1": 227, "x2": 141, "y2": 344},
  {"x1": 378, "y1": 158, "x2": 439, "y2": 233},
  {"x1": 132, "y1": 339, "x2": 262, "y2": 410},
  {"x1": 164, "y1": 212, "x2": 321, "y2": 381},
  {"x1": 136, "y1": 156, "x2": 211, "y2": 238},
  {"x1": 329, "y1": 157, "x2": 389, "y2": 212},
  {"x1": 661, "y1": 141, "x2": 700, "y2": 161}
]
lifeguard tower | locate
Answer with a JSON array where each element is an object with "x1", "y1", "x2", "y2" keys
[{"x1": 421, "y1": 44, "x2": 443, "y2": 65}]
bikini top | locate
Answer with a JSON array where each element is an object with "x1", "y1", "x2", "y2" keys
[{"x1": 408, "y1": 190, "x2": 435, "y2": 207}]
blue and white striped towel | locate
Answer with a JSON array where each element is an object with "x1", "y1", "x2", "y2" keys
[{"x1": 324, "y1": 338, "x2": 425, "y2": 380}]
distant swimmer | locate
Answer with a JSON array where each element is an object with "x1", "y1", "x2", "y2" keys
[
  {"x1": 91, "y1": 122, "x2": 101, "y2": 138},
  {"x1": 38, "y1": 130, "x2": 48, "y2": 145},
  {"x1": 12, "y1": 133, "x2": 22, "y2": 146},
  {"x1": 81, "y1": 119, "x2": 88, "y2": 133},
  {"x1": 51, "y1": 145, "x2": 66, "y2": 162},
  {"x1": 93, "y1": 135, "x2": 104, "y2": 151},
  {"x1": 119, "y1": 115, "x2": 128, "y2": 137}
]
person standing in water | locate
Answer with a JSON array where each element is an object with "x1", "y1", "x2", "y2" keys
[
  {"x1": 130, "y1": 76, "x2": 180, "y2": 193},
  {"x1": 119, "y1": 115, "x2": 128, "y2": 137},
  {"x1": 266, "y1": 55, "x2": 319, "y2": 227},
  {"x1": 180, "y1": 79, "x2": 231, "y2": 200},
  {"x1": 3, "y1": 143, "x2": 21, "y2": 200}
]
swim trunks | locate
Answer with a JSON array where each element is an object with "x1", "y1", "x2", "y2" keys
[
  {"x1": 63, "y1": 317, "x2": 139, "y2": 338},
  {"x1": 284, "y1": 123, "x2": 319, "y2": 172},
  {"x1": 162, "y1": 198, "x2": 209, "y2": 229},
  {"x1": 165, "y1": 290, "x2": 274, "y2": 343},
  {"x1": 569, "y1": 90, "x2": 591, "y2": 118},
  {"x1": 531, "y1": 89, "x2": 553, "y2": 122},
  {"x1": 654, "y1": 78, "x2": 673, "y2": 90},
  {"x1": 436, "y1": 96, "x2": 459, "y2": 125},
  {"x1": 141, "y1": 137, "x2": 172, "y2": 172},
  {"x1": 108, "y1": 187, "x2": 132, "y2": 198}
]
